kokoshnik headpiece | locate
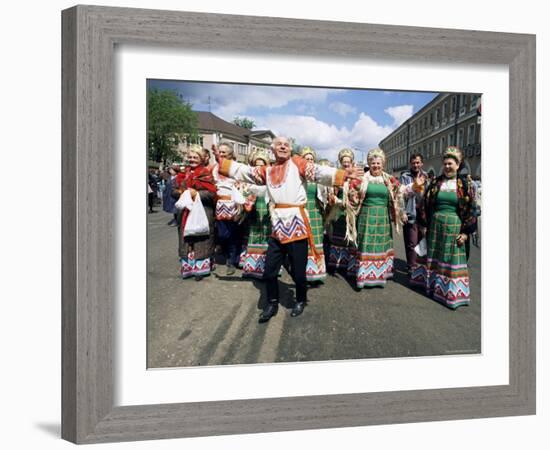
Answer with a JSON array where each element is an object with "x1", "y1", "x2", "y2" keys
[
  {"x1": 300, "y1": 146, "x2": 317, "y2": 160},
  {"x1": 367, "y1": 148, "x2": 386, "y2": 164},
  {"x1": 338, "y1": 148, "x2": 355, "y2": 164},
  {"x1": 248, "y1": 148, "x2": 270, "y2": 166},
  {"x1": 443, "y1": 146, "x2": 463, "y2": 164}
]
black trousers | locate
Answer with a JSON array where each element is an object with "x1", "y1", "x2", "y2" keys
[
  {"x1": 403, "y1": 221, "x2": 423, "y2": 270},
  {"x1": 263, "y1": 237, "x2": 308, "y2": 304}
]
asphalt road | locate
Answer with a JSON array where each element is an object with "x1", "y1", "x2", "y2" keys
[{"x1": 147, "y1": 209, "x2": 481, "y2": 368}]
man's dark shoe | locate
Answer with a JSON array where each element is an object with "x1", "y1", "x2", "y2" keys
[
  {"x1": 290, "y1": 301, "x2": 306, "y2": 317},
  {"x1": 194, "y1": 275, "x2": 204, "y2": 282},
  {"x1": 259, "y1": 303, "x2": 278, "y2": 323}
]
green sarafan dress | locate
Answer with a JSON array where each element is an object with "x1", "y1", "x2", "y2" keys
[
  {"x1": 305, "y1": 182, "x2": 326, "y2": 283},
  {"x1": 241, "y1": 186, "x2": 271, "y2": 278},
  {"x1": 411, "y1": 184, "x2": 470, "y2": 308},
  {"x1": 351, "y1": 180, "x2": 394, "y2": 288}
]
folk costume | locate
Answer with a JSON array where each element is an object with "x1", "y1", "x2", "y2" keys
[
  {"x1": 218, "y1": 153, "x2": 347, "y2": 313},
  {"x1": 300, "y1": 147, "x2": 327, "y2": 283},
  {"x1": 212, "y1": 160, "x2": 245, "y2": 270},
  {"x1": 412, "y1": 147, "x2": 478, "y2": 309},
  {"x1": 347, "y1": 149, "x2": 402, "y2": 288},
  {"x1": 174, "y1": 149, "x2": 217, "y2": 279},
  {"x1": 326, "y1": 148, "x2": 356, "y2": 273},
  {"x1": 240, "y1": 150, "x2": 272, "y2": 278}
]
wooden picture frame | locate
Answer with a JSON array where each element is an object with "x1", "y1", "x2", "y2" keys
[{"x1": 61, "y1": 5, "x2": 536, "y2": 444}]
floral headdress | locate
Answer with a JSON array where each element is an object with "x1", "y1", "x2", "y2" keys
[{"x1": 443, "y1": 146, "x2": 463, "y2": 164}]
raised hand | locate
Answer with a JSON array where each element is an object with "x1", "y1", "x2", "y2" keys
[
  {"x1": 345, "y1": 165, "x2": 364, "y2": 180},
  {"x1": 211, "y1": 144, "x2": 221, "y2": 163}
]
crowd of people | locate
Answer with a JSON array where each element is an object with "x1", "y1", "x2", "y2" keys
[{"x1": 148, "y1": 136, "x2": 480, "y2": 323}]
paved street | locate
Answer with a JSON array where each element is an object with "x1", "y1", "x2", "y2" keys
[{"x1": 147, "y1": 209, "x2": 481, "y2": 368}]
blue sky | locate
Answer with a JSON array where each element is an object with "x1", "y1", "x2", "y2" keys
[{"x1": 148, "y1": 79, "x2": 437, "y2": 162}]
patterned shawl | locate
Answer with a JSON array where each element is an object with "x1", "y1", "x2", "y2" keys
[{"x1": 418, "y1": 174, "x2": 478, "y2": 235}]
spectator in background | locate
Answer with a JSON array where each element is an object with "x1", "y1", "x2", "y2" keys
[
  {"x1": 399, "y1": 153, "x2": 429, "y2": 279},
  {"x1": 162, "y1": 164, "x2": 180, "y2": 226}
]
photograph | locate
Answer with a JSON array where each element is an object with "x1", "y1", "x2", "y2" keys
[{"x1": 146, "y1": 80, "x2": 483, "y2": 369}]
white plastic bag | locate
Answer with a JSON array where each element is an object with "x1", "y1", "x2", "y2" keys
[
  {"x1": 175, "y1": 190, "x2": 193, "y2": 211},
  {"x1": 184, "y1": 193, "x2": 209, "y2": 237},
  {"x1": 231, "y1": 185, "x2": 246, "y2": 205},
  {"x1": 414, "y1": 237, "x2": 427, "y2": 257}
]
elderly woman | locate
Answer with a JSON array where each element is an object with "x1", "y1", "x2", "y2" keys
[
  {"x1": 412, "y1": 146, "x2": 477, "y2": 309},
  {"x1": 173, "y1": 145, "x2": 217, "y2": 281},
  {"x1": 326, "y1": 148, "x2": 356, "y2": 274},
  {"x1": 212, "y1": 142, "x2": 245, "y2": 275},
  {"x1": 241, "y1": 149, "x2": 271, "y2": 278},
  {"x1": 299, "y1": 147, "x2": 328, "y2": 283},
  {"x1": 347, "y1": 148, "x2": 402, "y2": 288}
]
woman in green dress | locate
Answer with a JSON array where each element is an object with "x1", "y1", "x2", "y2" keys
[
  {"x1": 300, "y1": 147, "x2": 327, "y2": 283},
  {"x1": 347, "y1": 148, "x2": 402, "y2": 288},
  {"x1": 412, "y1": 146, "x2": 477, "y2": 309},
  {"x1": 241, "y1": 149, "x2": 271, "y2": 278}
]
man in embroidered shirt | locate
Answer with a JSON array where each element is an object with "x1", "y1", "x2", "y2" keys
[
  {"x1": 399, "y1": 153, "x2": 429, "y2": 279},
  {"x1": 215, "y1": 136, "x2": 361, "y2": 323}
]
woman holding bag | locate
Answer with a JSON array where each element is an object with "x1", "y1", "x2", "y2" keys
[{"x1": 174, "y1": 145, "x2": 217, "y2": 281}]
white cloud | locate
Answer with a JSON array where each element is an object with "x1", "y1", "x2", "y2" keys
[
  {"x1": 182, "y1": 84, "x2": 338, "y2": 122},
  {"x1": 384, "y1": 104, "x2": 414, "y2": 127},
  {"x1": 255, "y1": 112, "x2": 393, "y2": 162},
  {"x1": 329, "y1": 101, "x2": 357, "y2": 117}
]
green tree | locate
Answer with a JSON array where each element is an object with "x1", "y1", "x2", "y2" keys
[
  {"x1": 147, "y1": 89, "x2": 199, "y2": 163},
  {"x1": 233, "y1": 116, "x2": 256, "y2": 130}
]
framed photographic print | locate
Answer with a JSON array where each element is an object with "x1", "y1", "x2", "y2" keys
[{"x1": 62, "y1": 5, "x2": 535, "y2": 444}]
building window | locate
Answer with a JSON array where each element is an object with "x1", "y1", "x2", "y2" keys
[
  {"x1": 448, "y1": 133, "x2": 454, "y2": 147},
  {"x1": 451, "y1": 96, "x2": 456, "y2": 113},
  {"x1": 429, "y1": 112, "x2": 433, "y2": 126},
  {"x1": 459, "y1": 94, "x2": 465, "y2": 107},
  {"x1": 435, "y1": 108, "x2": 440, "y2": 122},
  {"x1": 457, "y1": 128, "x2": 464, "y2": 148},
  {"x1": 440, "y1": 137, "x2": 446, "y2": 154},
  {"x1": 443, "y1": 102, "x2": 448, "y2": 118},
  {"x1": 470, "y1": 94, "x2": 479, "y2": 110},
  {"x1": 468, "y1": 123, "x2": 476, "y2": 144},
  {"x1": 433, "y1": 141, "x2": 437, "y2": 157}
]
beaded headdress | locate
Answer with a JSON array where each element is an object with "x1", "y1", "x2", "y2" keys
[
  {"x1": 338, "y1": 148, "x2": 355, "y2": 163},
  {"x1": 300, "y1": 146, "x2": 317, "y2": 160},
  {"x1": 248, "y1": 148, "x2": 270, "y2": 166},
  {"x1": 367, "y1": 148, "x2": 386, "y2": 164}
]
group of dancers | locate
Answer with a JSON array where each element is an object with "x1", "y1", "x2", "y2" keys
[{"x1": 166, "y1": 136, "x2": 478, "y2": 322}]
